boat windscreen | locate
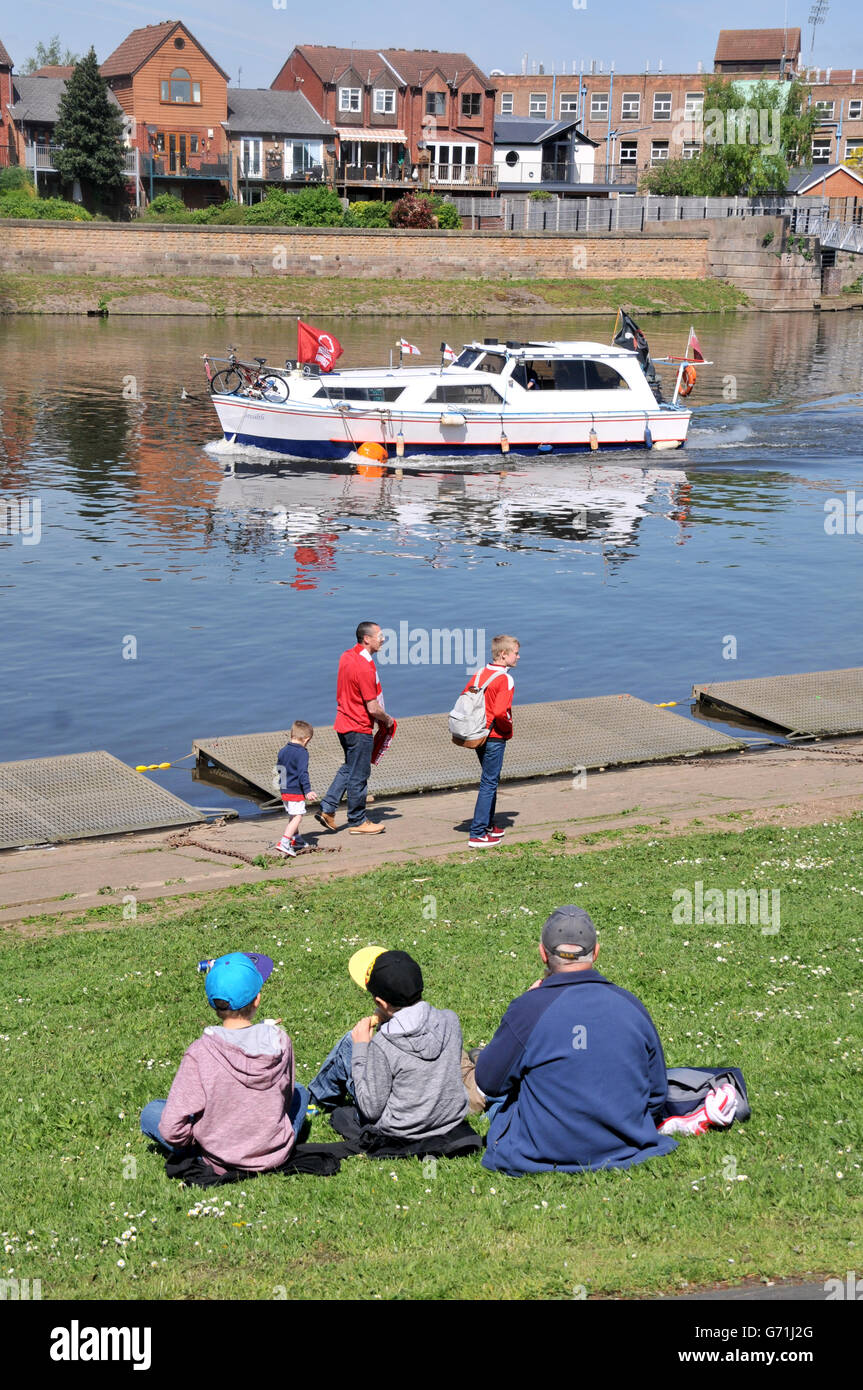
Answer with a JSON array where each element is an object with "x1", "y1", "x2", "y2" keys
[{"x1": 454, "y1": 348, "x2": 482, "y2": 367}]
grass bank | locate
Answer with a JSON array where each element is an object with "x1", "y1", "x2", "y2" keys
[
  {"x1": 2, "y1": 818, "x2": 859, "y2": 1301},
  {"x1": 0, "y1": 272, "x2": 747, "y2": 318}
]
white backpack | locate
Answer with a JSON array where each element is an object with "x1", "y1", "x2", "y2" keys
[{"x1": 448, "y1": 668, "x2": 506, "y2": 747}]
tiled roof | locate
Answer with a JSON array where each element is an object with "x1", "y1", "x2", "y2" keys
[
  {"x1": 30, "y1": 65, "x2": 75, "y2": 78},
  {"x1": 225, "y1": 88, "x2": 333, "y2": 136},
  {"x1": 288, "y1": 45, "x2": 490, "y2": 89},
  {"x1": 101, "y1": 21, "x2": 229, "y2": 81},
  {"x1": 8, "y1": 75, "x2": 122, "y2": 124},
  {"x1": 0, "y1": 39, "x2": 14, "y2": 68},
  {"x1": 714, "y1": 28, "x2": 801, "y2": 63}
]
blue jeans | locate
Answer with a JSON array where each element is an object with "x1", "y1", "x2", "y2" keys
[
  {"x1": 308, "y1": 1031, "x2": 356, "y2": 1110},
  {"x1": 322, "y1": 731, "x2": 373, "y2": 827},
  {"x1": 140, "y1": 1085, "x2": 309, "y2": 1155},
  {"x1": 470, "y1": 737, "x2": 506, "y2": 839}
]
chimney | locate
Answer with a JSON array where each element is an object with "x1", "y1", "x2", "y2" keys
[
  {"x1": 697, "y1": 60, "x2": 703, "y2": 74},
  {"x1": 538, "y1": 63, "x2": 544, "y2": 74},
  {"x1": 645, "y1": 60, "x2": 650, "y2": 72},
  {"x1": 658, "y1": 58, "x2": 663, "y2": 72}
]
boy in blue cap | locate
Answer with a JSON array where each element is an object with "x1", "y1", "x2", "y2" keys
[{"x1": 140, "y1": 952, "x2": 308, "y2": 1174}]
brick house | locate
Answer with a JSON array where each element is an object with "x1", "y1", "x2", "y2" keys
[
  {"x1": 272, "y1": 46, "x2": 496, "y2": 191},
  {"x1": 0, "y1": 39, "x2": 14, "y2": 167},
  {"x1": 101, "y1": 20, "x2": 231, "y2": 206},
  {"x1": 6, "y1": 74, "x2": 135, "y2": 195},
  {"x1": 225, "y1": 89, "x2": 334, "y2": 202}
]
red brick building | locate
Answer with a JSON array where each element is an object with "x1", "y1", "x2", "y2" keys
[
  {"x1": 272, "y1": 46, "x2": 496, "y2": 190},
  {"x1": 0, "y1": 39, "x2": 14, "y2": 167}
]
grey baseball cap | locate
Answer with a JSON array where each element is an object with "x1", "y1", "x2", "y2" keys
[{"x1": 541, "y1": 906, "x2": 597, "y2": 961}]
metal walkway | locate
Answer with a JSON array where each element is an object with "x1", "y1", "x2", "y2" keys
[
  {"x1": 0, "y1": 751, "x2": 204, "y2": 851},
  {"x1": 693, "y1": 668, "x2": 863, "y2": 738},
  {"x1": 194, "y1": 695, "x2": 742, "y2": 802}
]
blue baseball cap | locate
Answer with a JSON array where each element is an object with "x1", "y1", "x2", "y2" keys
[{"x1": 204, "y1": 952, "x2": 275, "y2": 1010}]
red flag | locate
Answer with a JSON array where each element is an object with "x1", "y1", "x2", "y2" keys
[
  {"x1": 687, "y1": 328, "x2": 704, "y2": 363},
  {"x1": 372, "y1": 718, "x2": 397, "y2": 765},
  {"x1": 297, "y1": 320, "x2": 343, "y2": 373}
]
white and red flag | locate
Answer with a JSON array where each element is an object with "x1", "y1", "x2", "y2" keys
[
  {"x1": 397, "y1": 338, "x2": 421, "y2": 356},
  {"x1": 297, "y1": 319, "x2": 343, "y2": 373},
  {"x1": 441, "y1": 343, "x2": 456, "y2": 362},
  {"x1": 686, "y1": 327, "x2": 705, "y2": 362}
]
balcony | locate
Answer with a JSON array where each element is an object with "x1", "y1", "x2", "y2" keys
[
  {"x1": 142, "y1": 153, "x2": 230, "y2": 181},
  {"x1": 24, "y1": 143, "x2": 140, "y2": 177},
  {"x1": 238, "y1": 161, "x2": 325, "y2": 184},
  {"x1": 429, "y1": 163, "x2": 497, "y2": 189}
]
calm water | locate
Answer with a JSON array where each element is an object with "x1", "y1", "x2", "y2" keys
[{"x1": 2, "y1": 310, "x2": 863, "y2": 814}]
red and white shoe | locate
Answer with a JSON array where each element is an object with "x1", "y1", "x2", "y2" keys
[
  {"x1": 657, "y1": 1083, "x2": 738, "y2": 1137},
  {"x1": 468, "y1": 833, "x2": 501, "y2": 848},
  {"x1": 486, "y1": 826, "x2": 506, "y2": 841}
]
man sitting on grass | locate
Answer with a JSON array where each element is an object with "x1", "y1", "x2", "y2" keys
[
  {"x1": 309, "y1": 947, "x2": 479, "y2": 1157},
  {"x1": 475, "y1": 907, "x2": 680, "y2": 1175},
  {"x1": 140, "y1": 951, "x2": 308, "y2": 1175}
]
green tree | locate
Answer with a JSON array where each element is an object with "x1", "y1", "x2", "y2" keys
[
  {"x1": 23, "y1": 35, "x2": 80, "y2": 74},
  {"x1": 642, "y1": 77, "x2": 818, "y2": 196},
  {"x1": 52, "y1": 48, "x2": 126, "y2": 213}
]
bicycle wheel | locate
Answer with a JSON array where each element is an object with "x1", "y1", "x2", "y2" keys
[
  {"x1": 259, "y1": 374, "x2": 290, "y2": 402},
  {"x1": 210, "y1": 368, "x2": 243, "y2": 395}
]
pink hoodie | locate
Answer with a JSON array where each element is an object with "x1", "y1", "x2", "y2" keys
[{"x1": 160, "y1": 1021, "x2": 297, "y2": 1173}]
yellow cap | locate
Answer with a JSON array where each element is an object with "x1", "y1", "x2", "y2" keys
[{"x1": 348, "y1": 945, "x2": 387, "y2": 991}]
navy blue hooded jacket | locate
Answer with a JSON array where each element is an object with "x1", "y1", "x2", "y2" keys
[{"x1": 475, "y1": 969, "x2": 677, "y2": 1175}]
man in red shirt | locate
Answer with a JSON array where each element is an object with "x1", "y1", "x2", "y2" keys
[
  {"x1": 316, "y1": 622, "x2": 394, "y2": 836},
  {"x1": 465, "y1": 634, "x2": 520, "y2": 848}
]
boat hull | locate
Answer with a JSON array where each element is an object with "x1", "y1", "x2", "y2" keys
[{"x1": 212, "y1": 396, "x2": 690, "y2": 462}]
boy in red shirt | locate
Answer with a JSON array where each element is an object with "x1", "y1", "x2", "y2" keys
[
  {"x1": 465, "y1": 634, "x2": 520, "y2": 848},
  {"x1": 316, "y1": 621, "x2": 394, "y2": 836}
]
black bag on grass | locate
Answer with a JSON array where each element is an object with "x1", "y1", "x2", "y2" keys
[{"x1": 664, "y1": 1066, "x2": 750, "y2": 1123}]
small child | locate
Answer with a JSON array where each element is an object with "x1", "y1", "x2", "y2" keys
[
  {"x1": 140, "y1": 951, "x2": 308, "y2": 1174},
  {"x1": 275, "y1": 720, "x2": 315, "y2": 857}
]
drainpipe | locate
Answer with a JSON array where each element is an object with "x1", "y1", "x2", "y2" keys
[
  {"x1": 551, "y1": 72, "x2": 556, "y2": 123},
  {"x1": 606, "y1": 71, "x2": 613, "y2": 179}
]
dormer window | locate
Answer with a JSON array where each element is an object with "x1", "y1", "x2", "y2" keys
[
  {"x1": 161, "y1": 68, "x2": 201, "y2": 104},
  {"x1": 461, "y1": 93, "x2": 481, "y2": 117},
  {"x1": 373, "y1": 88, "x2": 396, "y2": 113},
  {"x1": 339, "y1": 87, "x2": 361, "y2": 112},
  {"x1": 426, "y1": 91, "x2": 446, "y2": 117}
]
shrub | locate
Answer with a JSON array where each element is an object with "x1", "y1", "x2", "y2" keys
[
  {"x1": 0, "y1": 191, "x2": 92, "y2": 220},
  {"x1": 345, "y1": 200, "x2": 392, "y2": 228},
  {"x1": 529, "y1": 189, "x2": 553, "y2": 201},
  {"x1": 389, "y1": 192, "x2": 436, "y2": 228},
  {"x1": 421, "y1": 193, "x2": 461, "y2": 229},
  {"x1": 0, "y1": 166, "x2": 35, "y2": 194},
  {"x1": 246, "y1": 186, "x2": 346, "y2": 226},
  {"x1": 205, "y1": 200, "x2": 246, "y2": 224},
  {"x1": 144, "y1": 192, "x2": 190, "y2": 220}
]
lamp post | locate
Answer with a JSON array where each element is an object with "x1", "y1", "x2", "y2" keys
[{"x1": 146, "y1": 124, "x2": 157, "y2": 204}]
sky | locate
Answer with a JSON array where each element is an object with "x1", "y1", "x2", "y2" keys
[{"x1": 4, "y1": 0, "x2": 862, "y2": 86}]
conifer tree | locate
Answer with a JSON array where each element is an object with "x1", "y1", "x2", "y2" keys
[{"x1": 53, "y1": 48, "x2": 126, "y2": 212}]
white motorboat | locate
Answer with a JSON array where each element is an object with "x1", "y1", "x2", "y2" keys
[{"x1": 204, "y1": 330, "x2": 702, "y2": 465}]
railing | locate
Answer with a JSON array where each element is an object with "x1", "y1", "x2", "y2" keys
[
  {"x1": 429, "y1": 163, "x2": 497, "y2": 188},
  {"x1": 24, "y1": 143, "x2": 139, "y2": 177},
  {"x1": 494, "y1": 193, "x2": 833, "y2": 233},
  {"x1": 143, "y1": 154, "x2": 230, "y2": 181},
  {"x1": 240, "y1": 161, "x2": 324, "y2": 183},
  {"x1": 789, "y1": 206, "x2": 863, "y2": 254}
]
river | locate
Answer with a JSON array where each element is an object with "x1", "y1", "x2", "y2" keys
[{"x1": 2, "y1": 309, "x2": 862, "y2": 814}]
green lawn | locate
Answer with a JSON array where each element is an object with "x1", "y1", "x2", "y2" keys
[{"x1": 2, "y1": 819, "x2": 859, "y2": 1300}]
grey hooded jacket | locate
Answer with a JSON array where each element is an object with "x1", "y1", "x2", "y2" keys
[{"x1": 351, "y1": 1001, "x2": 469, "y2": 1137}]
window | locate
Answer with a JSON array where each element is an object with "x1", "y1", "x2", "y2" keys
[
  {"x1": 682, "y1": 142, "x2": 701, "y2": 159},
  {"x1": 684, "y1": 91, "x2": 704, "y2": 120},
  {"x1": 815, "y1": 100, "x2": 835, "y2": 120},
  {"x1": 845, "y1": 138, "x2": 863, "y2": 160},
  {"x1": 583, "y1": 360, "x2": 628, "y2": 390},
  {"x1": 500, "y1": 92, "x2": 513, "y2": 114},
  {"x1": 529, "y1": 92, "x2": 547, "y2": 117},
  {"x1": 812, "y1": 137, "x2": 832, "y2": 163},
  {"x1": 314, "y1": 386, "x2": 405, "y2": 402},
  {"x1": 590, "y1": 93, "x2": 609, "y2": 120},
  {"x1": 426, "y1": 91, "x2": 446, "y2": 116},
  {"x1": 428, "y1": 143, "x2": 478, "y2": 180},
  {"x1": 339, "y1": 87, "x2": 361, "y2": 112},
  {"x1": 504, "y1": 150, "x2": 519, "y2": 167},
  {"x1": 651, "y1": 141, "x2": 669, "y2": 164},
  {"x1": 461, "y1": 92, "x2": 481, "y2": 118},
  {"x1": 373, "y1": 89, "x2": 396, "y2": 114},
  {"x1": 653, "y1": 92, "x2": 672, "y2": 120},
  {"x1": 849, "y1": 100, "x2": 863, "y2": 120},
  {"x1": 619, "y1": 140, "x2": 638, "y2": 164},
  {"x1": 160, "y1": 68, "x2": 200, "y2": 104},
  {"x1": 287, "y1": 139, "x2": 323, "y2": 176},
  {"x1": 621, "y1": 93, "x2": 640, "y2": 121},
  {"x1": 429, "y1": 383, "x2": 504, "y2": 404},
  {"x1": 240, "y1": 138, "x2": 262, "y2": 177},
  {"x1": 559, "y1": 93, "x2": 579, "y2": 114}
]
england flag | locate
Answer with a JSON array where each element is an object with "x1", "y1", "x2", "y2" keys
[{"x1": 397, "y1": 338, "x2": 421, "y2": 356}]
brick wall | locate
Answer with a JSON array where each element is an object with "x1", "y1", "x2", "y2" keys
[
  {"x1": 0, "y1": 219, "x2": 710, "y2": 280},
  {"x1": 0, "y1": 217, "x2": 824, "y2": 305}
]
